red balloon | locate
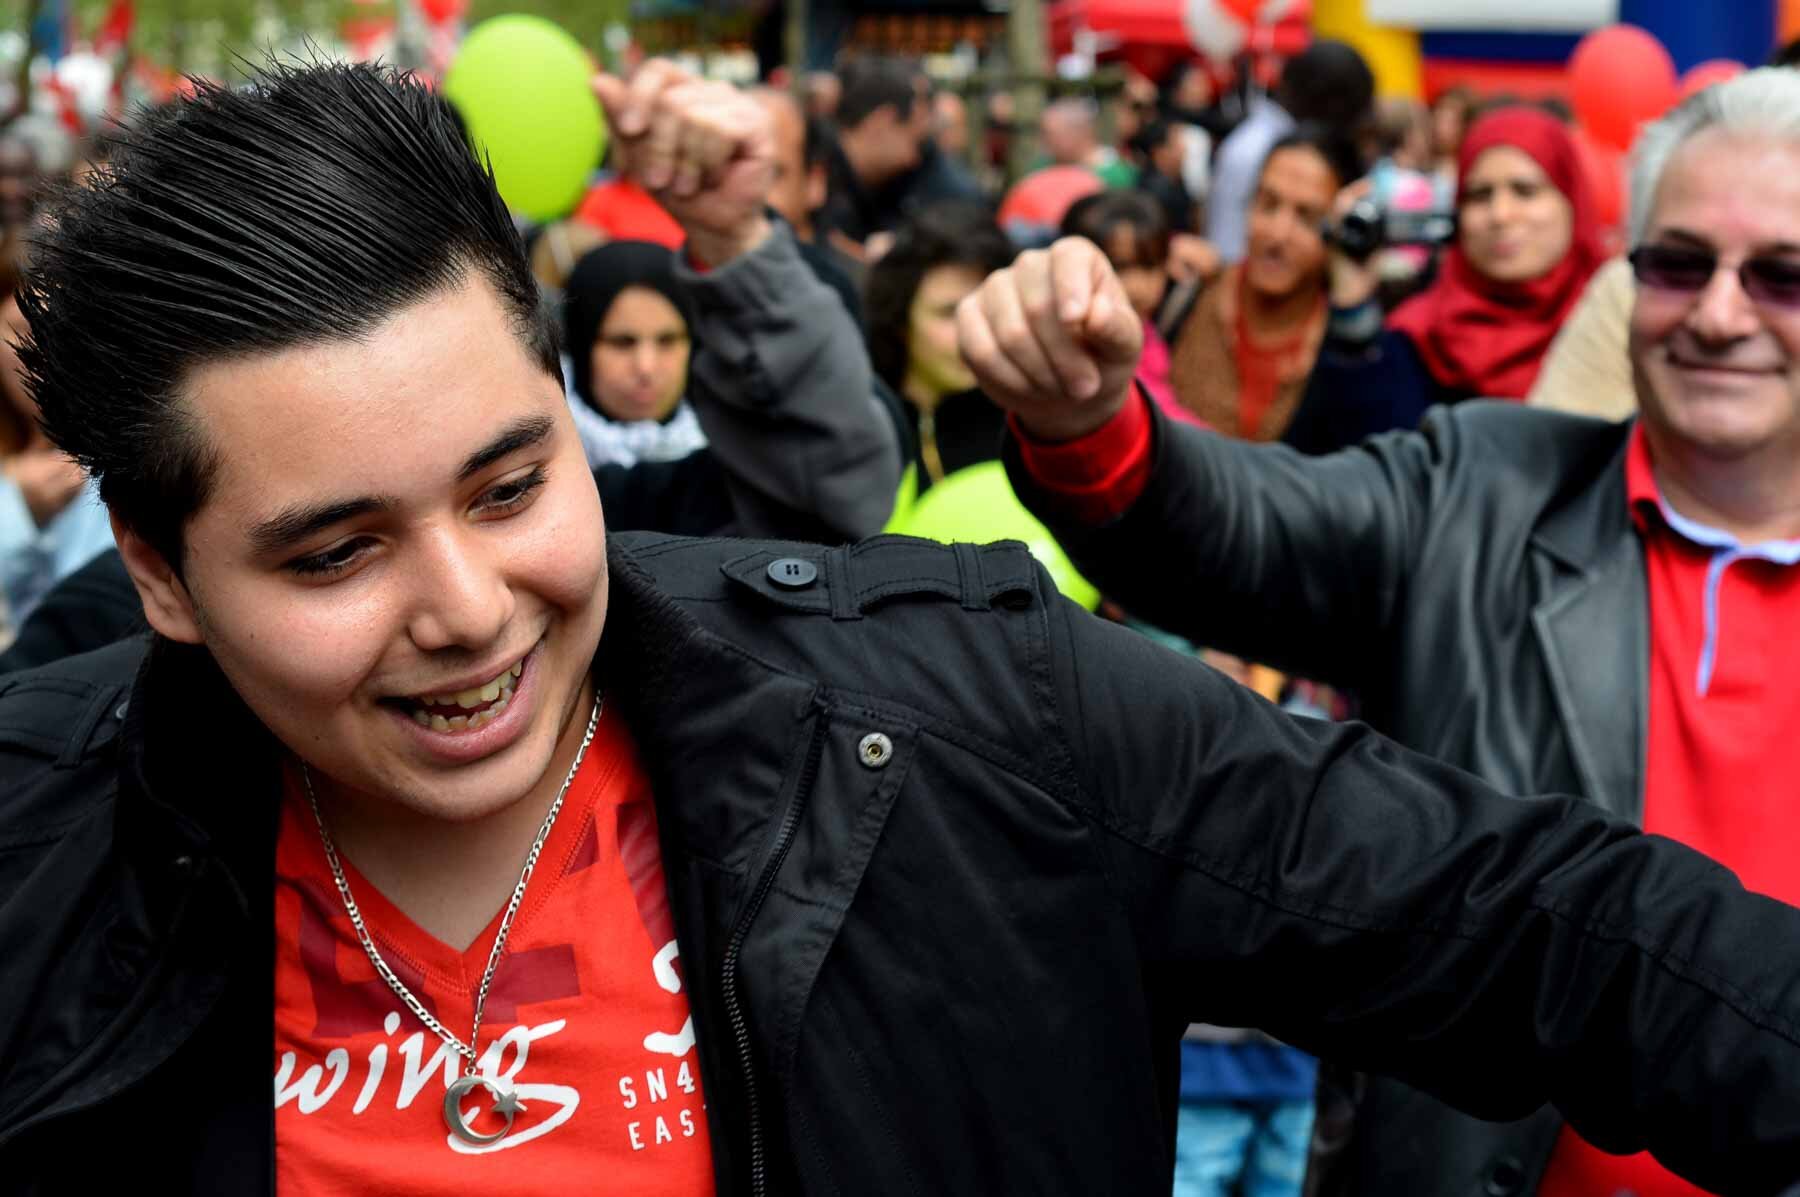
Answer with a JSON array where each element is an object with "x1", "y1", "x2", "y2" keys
[
  {"x1": 418, "y1": 0, "x2": 467, "y2": 24},
  {"x1": 1573, "y1": 129, "x2": 1625, "y2": 248},
  {"x1": 998, "y1": 165, "x2": 1104, "y2": 231},
  {"x1": 1679, "y1": 59, "x2": 1746, "y2": 102},
  {"x1": 1568, "y1": 24, "x2": 1678, "y2": 152}
]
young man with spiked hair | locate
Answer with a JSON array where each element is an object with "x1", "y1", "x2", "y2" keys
[{"x1": 2, "y1": 58, "x2": 1799, "y2": 1195}]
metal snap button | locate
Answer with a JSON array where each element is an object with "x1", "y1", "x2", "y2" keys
[
  {"x1": 857, "y1": 732, "x2": 894, "y2": 769},
  {"x1": 766, "y1": 557, "x2": 818, "y2": 589},
  {"x1": 114, "y1": 700, "x2": 129, "y2": 721},
  {"x1": 1483, "y1": 1156, "x2": 1526, "y2": 1197}
]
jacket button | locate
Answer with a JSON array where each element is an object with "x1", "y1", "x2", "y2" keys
[
  {"x1": 114, "y1": 700, "x2": 129, "y2": 721},
  {"x1": 858, "y1": 732, "x2": 894, "y2": 769},
  {"x1": 1483, "y1": 1156, "x2": 1526, "y2": 1197},
  {"x1": 767, "y1": 558, "x2": 818, "y2": 589}
]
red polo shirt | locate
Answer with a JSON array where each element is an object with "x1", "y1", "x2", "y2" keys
[
  {"x1": 1018, "y1": 403, "x2": 1800, "y2": 1193},
  {"x1": 1539, "y1": 424, "x2": 1800, "y2": 1196}
]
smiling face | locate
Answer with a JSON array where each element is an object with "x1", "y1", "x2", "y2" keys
[
  {"x1": 120, "y1": 273, "x2": 609, "y2": 825},
  {"x1": 1457, "y1": 145, "x2": 1574, "y2": 284},
  {"x1": 1631, "y1": 130, "x2": 1800, "y2": 465}
]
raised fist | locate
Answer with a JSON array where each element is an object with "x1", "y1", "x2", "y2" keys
[
  {"x1": 956, "y1": 236, "x2": 1144, "y2": 443},
  {"x1": 593, "y1": 61, "x2": 775, "y2": 267}
]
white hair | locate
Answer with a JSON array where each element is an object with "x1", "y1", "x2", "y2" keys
[{"x1": 1629, "y1": 67, "x2": 1800, "y2": 247}]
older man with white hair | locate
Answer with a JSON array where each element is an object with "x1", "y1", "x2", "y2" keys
[{"x1": 967, "y1": 68, "x2": 1800, "y2": 1197}]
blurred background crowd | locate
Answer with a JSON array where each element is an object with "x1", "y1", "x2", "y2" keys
[{"x1": 0, "y1": 1, "x2": 1796, "y2": 1195}]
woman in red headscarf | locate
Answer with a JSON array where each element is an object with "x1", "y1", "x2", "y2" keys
[{"x1": 1283, "y1": 105, "x2": 1608, "y2": 455}]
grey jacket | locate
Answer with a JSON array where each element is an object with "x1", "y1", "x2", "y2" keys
[{"x1": 673, "y1": 222, "x2": 900, "y2": 541}]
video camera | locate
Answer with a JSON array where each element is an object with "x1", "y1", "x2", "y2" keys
[{"x1": 1324, "y1": 198, "x2": 1457, "y2": 263}]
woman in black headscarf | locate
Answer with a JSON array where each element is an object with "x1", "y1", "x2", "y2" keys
[{"x1": 561, "y1": 240, "x2": 707, "y2": 468}]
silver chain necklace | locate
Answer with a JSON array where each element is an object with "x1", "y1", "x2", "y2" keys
[{"x1": 300, "y1": 690, "x2": 604, "y2": 1146}]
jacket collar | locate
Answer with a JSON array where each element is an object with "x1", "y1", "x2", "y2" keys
[
  {"x1": 598, "y1": 537, "x2": 824, "y2": 873},
  {"x1": 1529, "y1": 419, "x2": 1638, "y2": 573},
  {"x1": 1526, "y1": 419, "x2": 1648, "y2": 819},
  {"x1": 116, "y1": 636, "x2": 282, "y2": 915}
]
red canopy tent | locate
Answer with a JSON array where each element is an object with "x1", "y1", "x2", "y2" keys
[{"x1": 1049, "y1": 0, "x2": 1312, "y2": 81}]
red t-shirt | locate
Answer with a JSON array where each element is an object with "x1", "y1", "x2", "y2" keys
[
  {"x1": 273, "y1": 711, "x2": 716, "y2": 1195},
  {"x1": 1539, "y1": 426, "x2": 1800, "y2": 1196}
]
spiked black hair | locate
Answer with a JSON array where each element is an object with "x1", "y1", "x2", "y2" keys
[{"x1": 19, "y1": 59, "x2": 560, "y2": 568}]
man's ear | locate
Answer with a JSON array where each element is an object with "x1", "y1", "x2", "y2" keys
[
  {"x1": 110, "y1": 510, "x2": 204, "y2": 645},
  {"x1": 805, "y1": 161, "x2": 827, "y2": 214}
]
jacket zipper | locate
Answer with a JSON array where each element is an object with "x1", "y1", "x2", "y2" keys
[{"x1": 719, "y1": 707, "x2": 829, "y2": 1197}]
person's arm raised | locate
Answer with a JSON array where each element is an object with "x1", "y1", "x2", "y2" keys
[
  {"x1": 966, "y1": 235, "x2": 1429, "y2": 688},
  {"x1": 592, "y1": 63, "x2": 899, "y2": 540}
]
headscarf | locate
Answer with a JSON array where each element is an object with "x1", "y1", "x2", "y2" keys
[
  {"x1": 1386, "y1": 106, "x2": 1606, "y2": 399},
  {"x1": 561, "y1": 240, "x2": 698, "y2": 413}
]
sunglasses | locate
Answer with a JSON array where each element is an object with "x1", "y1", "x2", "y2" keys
[{"x1": 1629, "y1": 243, "x2": 1800, "y2": 308}]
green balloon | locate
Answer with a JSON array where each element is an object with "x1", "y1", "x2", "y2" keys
[
  {"x1": 444, "y1": 16, "x2": 606, "y2": 223},
  {"x1": 886, "y1": 460, "x2": 1101, "y2": 610}
]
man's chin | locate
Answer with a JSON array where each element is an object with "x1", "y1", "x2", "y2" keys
[
  {"x1": 1655, "y1": 389, "x2": 1793, "y2": 461},
  {"x1": 374, "y1": 732, "x2": 563, "y2": 824}
]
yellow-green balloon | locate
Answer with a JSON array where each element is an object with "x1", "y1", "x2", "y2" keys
[
  {"x1": 443, "y1": 15, "x2": 606, "y2": 223},
  {"x1": 885, "y1": 461, "x2": 1101, "y2": 610}
]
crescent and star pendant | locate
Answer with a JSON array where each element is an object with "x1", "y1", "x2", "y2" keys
[{"x1": 443, "y1": 1075, "x2": 528, "y2": 1145}]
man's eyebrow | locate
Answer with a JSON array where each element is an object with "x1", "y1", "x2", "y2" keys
[
  {"x1": 247, "y1": 496, "x2": 394, "y2": 556},
  {"x1": 245, "y1": 416, "x2": 556, "y2": 557},
  {"x1": 458, "y1": 414, "x2": 557, "y2": 483}
]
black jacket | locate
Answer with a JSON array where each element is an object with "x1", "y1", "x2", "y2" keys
[
  {"x1": 1284, "y1": 328, "x2": 1471, "y2": 456},
  {"x1": 1009, "y1": 401, "x2": 1666, "y2": 1195},
  {"x1": 4, "y1": 532, "x2": 1800, "y2": 1195}
]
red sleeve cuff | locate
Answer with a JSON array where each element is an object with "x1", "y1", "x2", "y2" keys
[{"x1": 1011, "y1": 385, "x2": 1154, "y2": 525}]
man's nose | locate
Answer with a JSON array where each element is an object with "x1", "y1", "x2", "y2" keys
[
  {"x1": 405, "y1": 524, "x2": 514, "y2": 654},
  {"x1": 1686, "y1": 262, "x2": 1763, "y2": 345}
]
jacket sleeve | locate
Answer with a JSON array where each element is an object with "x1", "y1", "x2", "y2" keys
[
  {"x1": 1007, "y1": 400, "x2": 1448, "y2": 690},
  {"x1": 675, "y1": 223, "x2": 901, "y2": 542},
  {"x1": 1041, "y1": 592, "x2": 1800, "y2": 1194}
]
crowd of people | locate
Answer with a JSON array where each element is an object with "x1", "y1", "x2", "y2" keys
[{"x1": 1, "y1": 23, "x2": 1799, "y2": 1197}]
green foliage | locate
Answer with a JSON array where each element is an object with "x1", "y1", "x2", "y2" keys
[{"x1": 2, "y1": 1, "x2": 633, "y2": 70}]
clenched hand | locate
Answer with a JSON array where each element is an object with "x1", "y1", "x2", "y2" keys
[
  {"x1": 592, "y1": 61, "x2": 775, "y2": 268},
  {"x1": 956, "y1": 236, "x2": 1143, "y2": 443}
]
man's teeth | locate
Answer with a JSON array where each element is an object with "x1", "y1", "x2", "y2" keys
[{"x1": 409, "y1": 661, "x2": 523, "y2": 732}]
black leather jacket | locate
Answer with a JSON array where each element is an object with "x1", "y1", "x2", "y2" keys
[
  {"x1": 3, "y1": 532, "x2": 1799, "y2": 1195},
  {"x1": 1010, "y1": 400, "x2": 1655, "y2": 1196}
]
